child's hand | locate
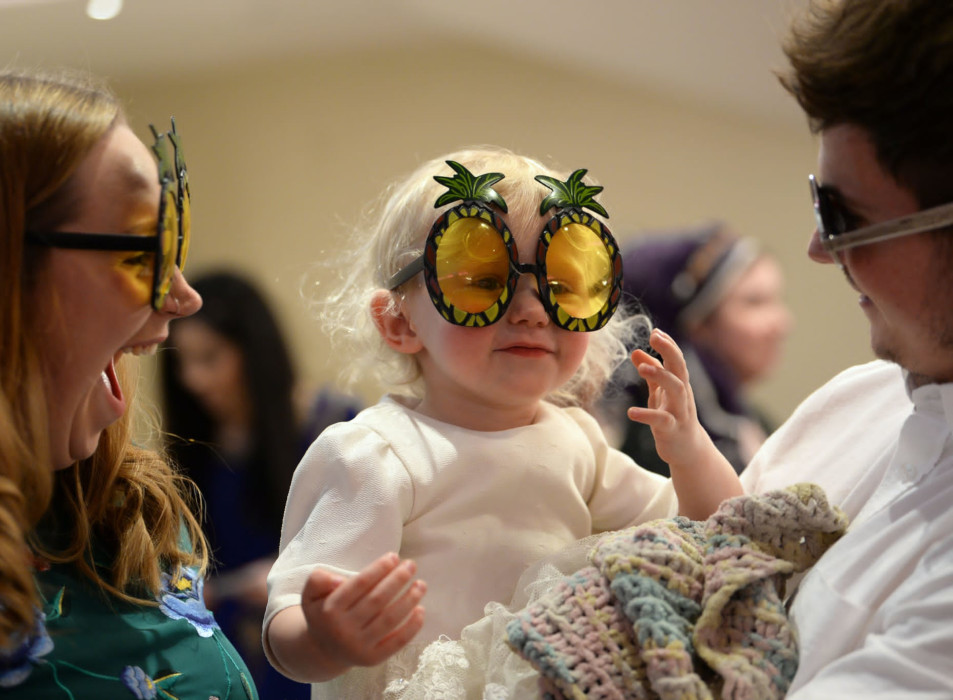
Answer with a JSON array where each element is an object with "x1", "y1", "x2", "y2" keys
[
  {"x1": 301, "y1": 552, "x2": 426, "y2": 673},
  {"x1": 626, "y1": 328, "x2": 710, "y2": 469}
]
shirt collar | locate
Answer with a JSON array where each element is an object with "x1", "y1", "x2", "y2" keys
[{"x1": 904, "y1": 368, "x2": 953, "y2": 434}]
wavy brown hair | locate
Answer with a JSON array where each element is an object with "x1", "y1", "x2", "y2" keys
[
  {"x1": 0, "y1": 69, "x2": 206, "y2": 648},
  {"x1": 35, "y1": 359, "x2": 207, "y2": 601},
  {"x1": 779, "y1": 0, "x2": 953, "y2": 208}
]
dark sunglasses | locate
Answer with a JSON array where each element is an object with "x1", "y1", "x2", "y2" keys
[
  {"x1": 810, "y1": 173, "x2": 953, "y2": 257},
  {"x1": 27, "y1": 118, "x2": 191, "y2": 311},
  {"x1": 386, "y1": 162, "x2": 622, "y2": 332}
]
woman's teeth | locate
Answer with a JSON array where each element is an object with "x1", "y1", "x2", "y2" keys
[{"x1": 125, "y1": 343, "x2": 158, "y2": 356}]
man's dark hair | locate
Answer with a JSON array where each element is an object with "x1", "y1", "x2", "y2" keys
[{"x1": 779, "y1": 0, "x2": 953, "y2": 208}]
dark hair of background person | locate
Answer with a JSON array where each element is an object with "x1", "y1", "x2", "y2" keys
[
  {"x1": 161, "y1": 271, "x2": 298, "y2": 533},
  {"x1": 779, "y1": 0, "x2": 953, "y2": 209}
]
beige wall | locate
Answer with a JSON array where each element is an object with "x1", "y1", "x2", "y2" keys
[{"x1": 121, "y1": 41, "x2": 872, "y2": 423}]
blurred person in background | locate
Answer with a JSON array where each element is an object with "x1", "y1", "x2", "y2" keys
[
  {"x1": 604, "y1": 221, "x2": 792, "y2": 475},
  {"x1": 161, "y1": 270, "x2": 360, "y2": 699}
]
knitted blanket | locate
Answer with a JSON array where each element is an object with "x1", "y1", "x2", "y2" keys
[{"x1": 506, "y1": 484, "x2": 848, "y2": 700}]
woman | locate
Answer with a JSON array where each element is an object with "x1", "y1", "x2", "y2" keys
[
  {"x1": 161, "y1": 271, "x2": 359, "y2": 699},
  {"x1": 608, "y1": 221, "x2": 792, "y2": 475},
  {"x1": 0, "y1": 69, "x2": 257, "y2": 698}
]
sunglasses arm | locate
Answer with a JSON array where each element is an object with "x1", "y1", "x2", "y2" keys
[
  {"x1": 385, "y1": 255, "x2": 424, "y2": 290},
  {"x1": 824, "y1": 201, "x2": 953, "y2": 253}
]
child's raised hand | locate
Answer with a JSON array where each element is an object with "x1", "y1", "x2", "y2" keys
[
  {"x1": 626, "y1": 328, "x2": 711, "y2": 470},
  {"x1": 301, "y1": 552, "x2": 426, "y2": 673}
]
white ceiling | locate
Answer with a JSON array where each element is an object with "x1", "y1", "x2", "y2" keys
[{"x1": 0, "y1": 0, "x2": 807, "y2": 127}]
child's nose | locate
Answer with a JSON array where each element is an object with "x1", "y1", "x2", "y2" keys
[{"x1": 506, "y1": 274, "x2": 549, "y2": 327}]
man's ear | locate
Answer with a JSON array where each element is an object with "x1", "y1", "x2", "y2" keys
[{"x1": 370, "y1": 289, "x2": 423, "y2": 355}]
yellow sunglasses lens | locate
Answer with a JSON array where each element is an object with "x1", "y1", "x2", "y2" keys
[
  {"x1": 545, "y1": 223, "x2": 612, "y2": 319},
  {"x1": 178, "y1": 181, "x2": 191, "y2": 270},
  {"x1": 435, "y1": 217, "x2": 510, "y2": 314},
  {"x1": 154, "y1": 185, "x2": 179, "y2": 308}
]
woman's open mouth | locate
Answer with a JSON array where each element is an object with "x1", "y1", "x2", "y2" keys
[{"x1": 102, "y1": 355, "x2": 123, "y2": 403}]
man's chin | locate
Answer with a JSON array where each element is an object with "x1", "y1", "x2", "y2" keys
[
  {"x1": 871, "y1": 344, "x2": 898, "y2": 365},
  {"x1": 869, "y1": 323, "x2": 899, "y2": 365},
  {"x1": 871, "y1": 339, "x2": 951, "y2": 386}
]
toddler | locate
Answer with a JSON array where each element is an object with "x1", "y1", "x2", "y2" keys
[{"x1": 263, "y1": 147, "x2": 742, "y2": 697}]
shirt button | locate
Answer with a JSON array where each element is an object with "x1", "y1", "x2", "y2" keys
[{"x1": 903, "y1": 463, "x2": 917, "y2": 480}]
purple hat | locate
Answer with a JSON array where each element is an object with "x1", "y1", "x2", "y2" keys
[{"x1": 621, "y1": 221, "x2": 760, "y2": 340}]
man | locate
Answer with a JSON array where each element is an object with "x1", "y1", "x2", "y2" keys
[{"x1": 739, "y1": 0, "x2": 953, "y2": 696}]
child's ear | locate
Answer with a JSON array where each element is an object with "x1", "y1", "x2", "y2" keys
[{"x1": 370, "y1": 289, "x2": 423, "y2": 355}]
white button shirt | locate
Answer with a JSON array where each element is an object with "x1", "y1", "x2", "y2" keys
[{"x1": 741, "y1": 360, "x2": 953, "y2": 698}]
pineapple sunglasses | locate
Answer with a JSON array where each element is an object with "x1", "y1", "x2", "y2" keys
[
  {"x1": 386, "y1": 162, "x2": 623, "y2": 333},
  {"x1": 26, "y1": 118, "x2": 191, "y2": 312}
]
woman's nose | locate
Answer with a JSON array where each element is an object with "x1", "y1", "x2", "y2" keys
[{"x1": 162, "y1": 267, "x2": 203, "y2": 316}]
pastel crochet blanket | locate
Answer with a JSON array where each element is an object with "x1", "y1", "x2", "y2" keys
[{"x1": 506, "y1": 483, "x2": 848, "y2": 700}]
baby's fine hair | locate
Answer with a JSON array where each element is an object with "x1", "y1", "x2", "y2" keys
[{"x1": 320, "y1": 145, "x2": 649, "y2": 408}]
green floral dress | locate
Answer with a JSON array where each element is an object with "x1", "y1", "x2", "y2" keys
[{"x1": 0, "y1": 550, "x2": 257, "y2": 699}]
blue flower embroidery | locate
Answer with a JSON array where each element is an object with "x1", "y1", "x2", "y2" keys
[
  {"x1": 121, "y1": 665, "x2": 158, "y2": 698},
  {"x1": 158, "y1": 566, "x2": 219, "y2": 637},
  {"x1": 121, "y1": 666, "x2": 184, "y2": 700},
  {"x1": 0, "y1": 611, "x2": 54, "y2": 688}
]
